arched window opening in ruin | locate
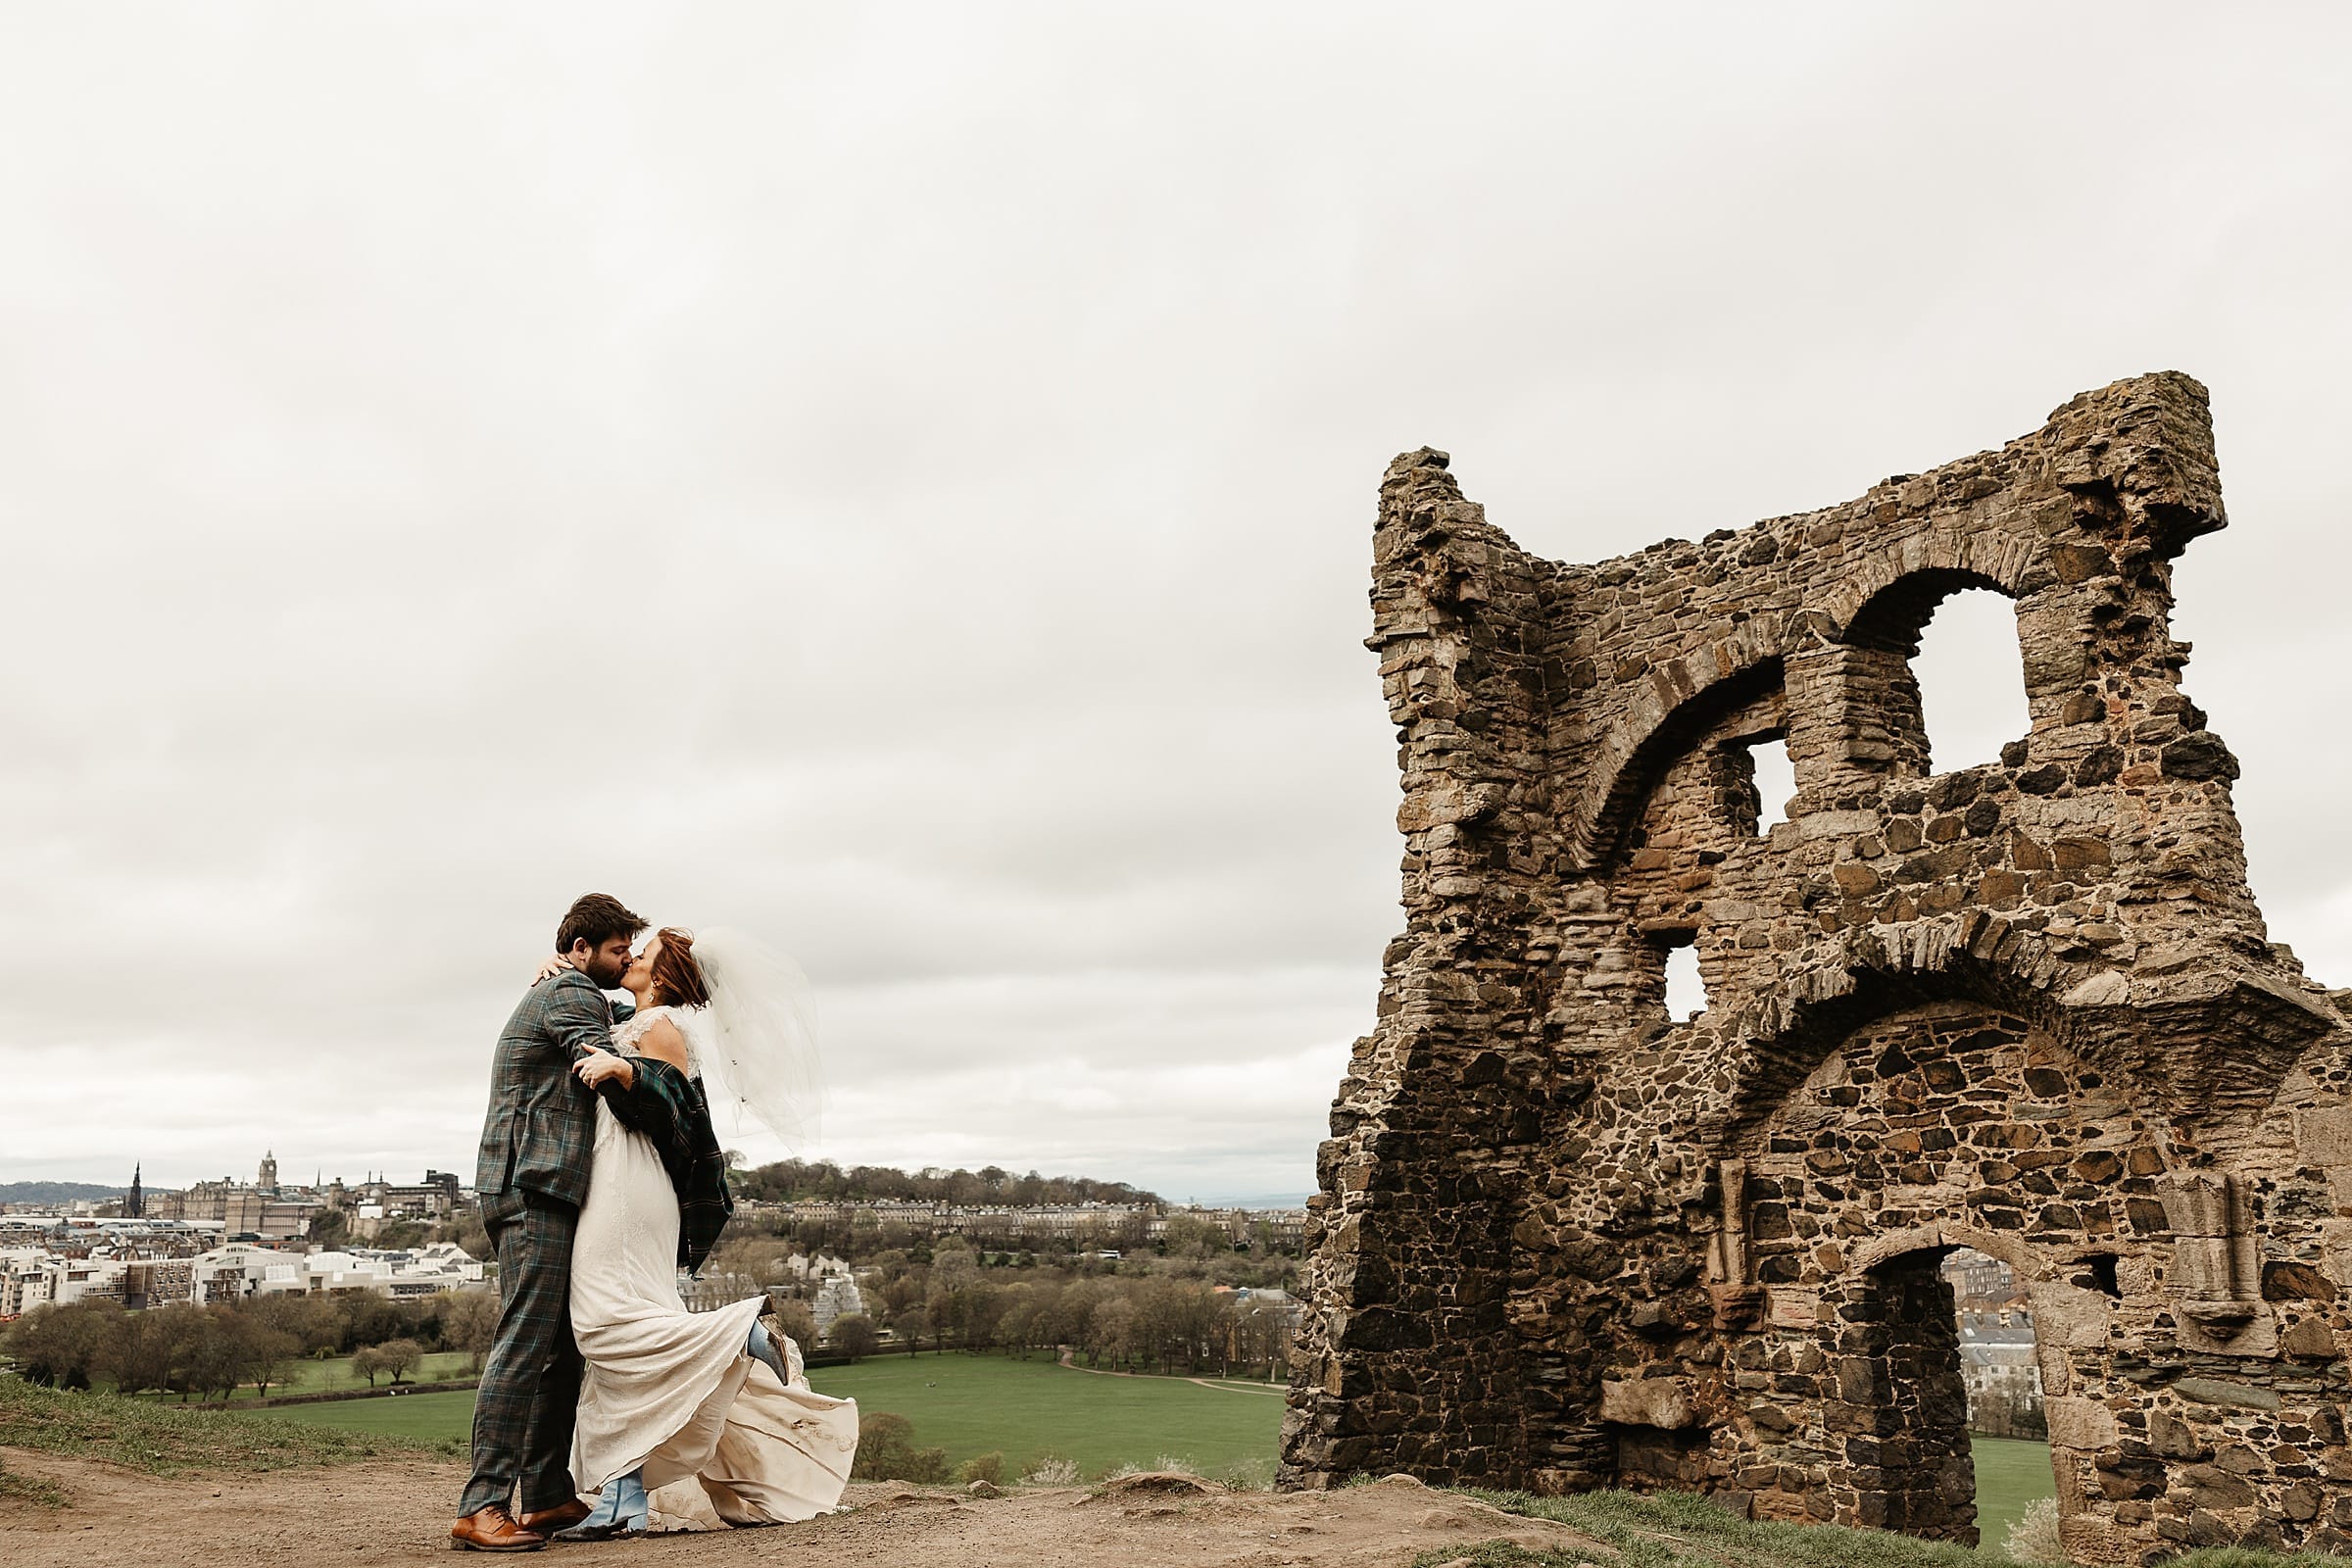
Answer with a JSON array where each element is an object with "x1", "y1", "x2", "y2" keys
[
  {"x1": 1710, "y1": 728, "x2": 1790, "y2": 839},
  {"x1": 1745, "y1": 736, "x2": 1793, "y2": 834},
  {"x1": 1942, "y1": 1247, "x2": 2059, "y2": 1551},
  {"x1": 1912, "y1": 587, "x2": 2032, "y2": 775},
  {"x1": 1655, "y1": 931, "x2": 1705, "y2": 1022}
]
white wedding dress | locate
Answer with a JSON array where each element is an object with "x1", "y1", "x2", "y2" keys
[{"x1": 568, "y1": 1004, "x2": 858, "y2": 1530}]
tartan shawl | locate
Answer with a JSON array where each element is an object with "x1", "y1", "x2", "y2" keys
[{"x1": 596, "y1": 1054, "x2": 734, "y2": 1275}]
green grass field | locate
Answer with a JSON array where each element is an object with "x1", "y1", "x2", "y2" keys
[
  {"x1": 257, "y1": 1387, "x2": 478, "y2": 1446},
  {"x1": 239, "y1": 1355, "x2": 2056, "y2": 1548},
  {"x1": 0, "y1": 1376, "x2": 2315, "y2": 1568},
  {"x1": 251, "y1": 1351, "x2": 1284, "y2": 1481},
  {"x1": 130, "y1": 1349, "x2": 476, "y2": 1404},
  {"x1": 1971, "y1": 1435, "x2": 2057, "y2": 1552},
  {"x1": 820, "y1": 1352, "x2": 1284, "y2": 1480},
  {"x1": 289, "y1": 1349, "x2": 475, "y2": 1393}
]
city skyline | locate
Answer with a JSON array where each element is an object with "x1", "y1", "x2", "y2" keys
[{"x1": 2, "y1": 1152, "x2": 1303, "y2": 1211}]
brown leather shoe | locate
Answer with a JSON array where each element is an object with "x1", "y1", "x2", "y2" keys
[
  {"x1": 450, "y1": 1506, "x2": 546, "y2": 1552},
  {"x1": 517, "y1": 1497, "x2": 594, "y2": 1537}
]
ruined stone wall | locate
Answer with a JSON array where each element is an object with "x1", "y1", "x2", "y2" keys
[{"x1": 1280, "y1": 373, "x2": 2352, "y2": 1565}]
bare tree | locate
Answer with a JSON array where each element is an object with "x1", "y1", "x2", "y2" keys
[
  {"x1": 769, "y1": 1298, "x2": 818, "y2": 1348},
  {"x1": 890, "y1": 1307, "x2": 931, "y2": 1356},
  {"x1": 246, "y1": 1325, "x2": 301, "y2": 1399},
  {"x1": 373, "y1": 1337, "x2": 423, "y2": 1385},
  {"x1": 439, "y1": 1290, "x2": 500, "y2": 1374}
]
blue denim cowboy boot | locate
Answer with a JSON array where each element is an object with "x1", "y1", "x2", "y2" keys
[
  {"x1": 554, "y1": 1469, "x2": 648, "y2": 1541},
  {"x1": 746, "y1": 1318, "x2": 790, "y2": 1385}
]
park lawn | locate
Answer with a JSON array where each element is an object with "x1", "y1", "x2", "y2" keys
[
  {"x1": 127, "y1": 1349, "x2": 475, "y2": 1404},
  {"x1": 819, "y1": 1352, "x2": 1282, "y2": 1481},
  {"x1": 284, "y1": 1349, "x2": 475, "y2": 1393},
  {"x1": 246, "y1": 1351, "x2": 1282, "y2": 1483},
  {"x1": 235, "y1": 1358, "x2": 2054, "y2": 1546},
  {"x1": 1972, "y1": 1435, "x2": 2057, "y2": 1552},
  {"x1": 251, "y1": 1388, "x2": 478, "y2": 1446}
]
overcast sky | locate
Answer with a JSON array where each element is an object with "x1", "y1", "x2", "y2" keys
[{"x1": 5, "y1": 5, "x2": 2348, "y2": 1204}]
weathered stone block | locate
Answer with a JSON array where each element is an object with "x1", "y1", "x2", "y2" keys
[
  {"x1": 2299, "y1": 1107, "x2": 2352, "y2": 1169},
  {"x1": 2174, "y1": 1378, "x2": 2282, "y2": 1412},
  {"x1": 2282, "y1": 1317, "x2": 2339, "y2": 1360},
  {"x1": 2146, "y1": 1412, "x2": 2210, "y2": 1460},
  {"x1": 2030, "y1": 1280, "x2": 2114, "y2": 1348},
  {"x1": 1598, "y1": 1377, "x2": 1697, "y2": 1430},
  {"x1": 2046, "y1": 1396, "x2": 2119, "y2": 1450}
]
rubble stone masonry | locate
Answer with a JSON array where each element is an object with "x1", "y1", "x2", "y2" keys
[{"x1": 1279, "y1": 372, "x2": 2352, "y2": 1564}]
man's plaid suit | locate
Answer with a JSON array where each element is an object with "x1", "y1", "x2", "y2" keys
[{"x1": 458, "y1": 969, "x2": 628, "y2": 1519}]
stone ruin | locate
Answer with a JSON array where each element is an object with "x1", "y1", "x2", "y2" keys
[{"x1": 1279, "y1": 373, "x2": 2352, "y2": 1563}]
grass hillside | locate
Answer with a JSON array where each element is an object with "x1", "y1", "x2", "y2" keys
[
  {"x1": 254, "y1": 1350, "x2": 1285, "y2": 1481},
  {"x1": 1, "y1": 1374, "x2": 439, "y2": 1491},
  {"x1": 17, "y1": 1366, "x2": 2333, "y2": 1568}
]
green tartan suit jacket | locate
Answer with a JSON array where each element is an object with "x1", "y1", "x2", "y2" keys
[{"x1": 473, "y1": 969, "x2": 626, "y2": 1213}]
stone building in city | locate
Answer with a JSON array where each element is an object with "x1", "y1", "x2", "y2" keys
[{"x1": 1280, "y1": 373, "x2": 2352, "y2": 1563}]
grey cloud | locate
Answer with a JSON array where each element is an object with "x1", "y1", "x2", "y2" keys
[{"x1": 5, "y1": 5, "x2": 2349, "y2": 1194}]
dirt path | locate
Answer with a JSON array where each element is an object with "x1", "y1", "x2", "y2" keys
[
  {"x1": 1053, "y1": 1347, "x2": 1287, "y2": 1396},
  {"x1": 0, "y1": 1447, "x2": 1606, "y2": 1568}
]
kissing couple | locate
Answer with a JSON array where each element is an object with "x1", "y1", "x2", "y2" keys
[{"x1": 451, "y1": 894, "x2": 858, "y2": 1550}]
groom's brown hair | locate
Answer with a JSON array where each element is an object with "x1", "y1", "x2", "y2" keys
[{"x1": 556, "y1": 893, "x2": 647, "y2": 955}]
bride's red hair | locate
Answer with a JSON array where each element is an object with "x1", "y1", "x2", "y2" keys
[{"x1": 649, "y1": 927, "x2": 710, "y2": 1009}]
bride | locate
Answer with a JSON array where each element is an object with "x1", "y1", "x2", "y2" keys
[{"x1": 552, "y1": 925, "x2": 858, "y2": 1538}]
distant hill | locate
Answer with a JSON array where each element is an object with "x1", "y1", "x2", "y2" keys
[{"x1": 0, "y1": 1181, "x2": 122, "y2": 1205}]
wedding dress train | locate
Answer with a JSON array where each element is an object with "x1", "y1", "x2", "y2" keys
[{"x1": 568, "y1": 1005, "x2": 858, "y2": 1529}]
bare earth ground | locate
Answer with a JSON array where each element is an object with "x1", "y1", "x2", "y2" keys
[{"x1": 0, "y1": 1449, "x2": 1608, "y2": 1568}]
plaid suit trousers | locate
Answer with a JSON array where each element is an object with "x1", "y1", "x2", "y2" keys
[{"x1": 459, "y1": 1197, "x2": 582, "y2": 1517}]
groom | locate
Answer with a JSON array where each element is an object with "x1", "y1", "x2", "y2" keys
[{"x1": 452, "y1": 893, "x2": 647, "y2": 1552}]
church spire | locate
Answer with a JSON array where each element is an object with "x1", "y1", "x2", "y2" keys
[{"x1": 126, "y1": 1162, "x2": 143, "y2": 1219}]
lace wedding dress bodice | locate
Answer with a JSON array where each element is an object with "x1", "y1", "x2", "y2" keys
[{"x1": 607, "y1": 1004, "x2": 703, "y2": 1076}]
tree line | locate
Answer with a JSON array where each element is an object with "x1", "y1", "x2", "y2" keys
[
  {"x1": 730, "y1": 1158, "x2": 1161, "y2": 1210},
  {"x1": 747, "y1": 1194, "x2": 1297, "y2": 1264},
  {"x1": 847, "y1": 1270, "x2": 1296, "y2": 1379},
  {"x1": 2, "y1": 1287, "x2": 498, "y2": 1402},
  {"x1": 702, "y1": 1235, "x2": 1300, "y2": 1380}
]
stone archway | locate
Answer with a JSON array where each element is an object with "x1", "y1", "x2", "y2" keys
[{"x1": 1707, "y1": 998, "x2": 2159, "y2": 1549}]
